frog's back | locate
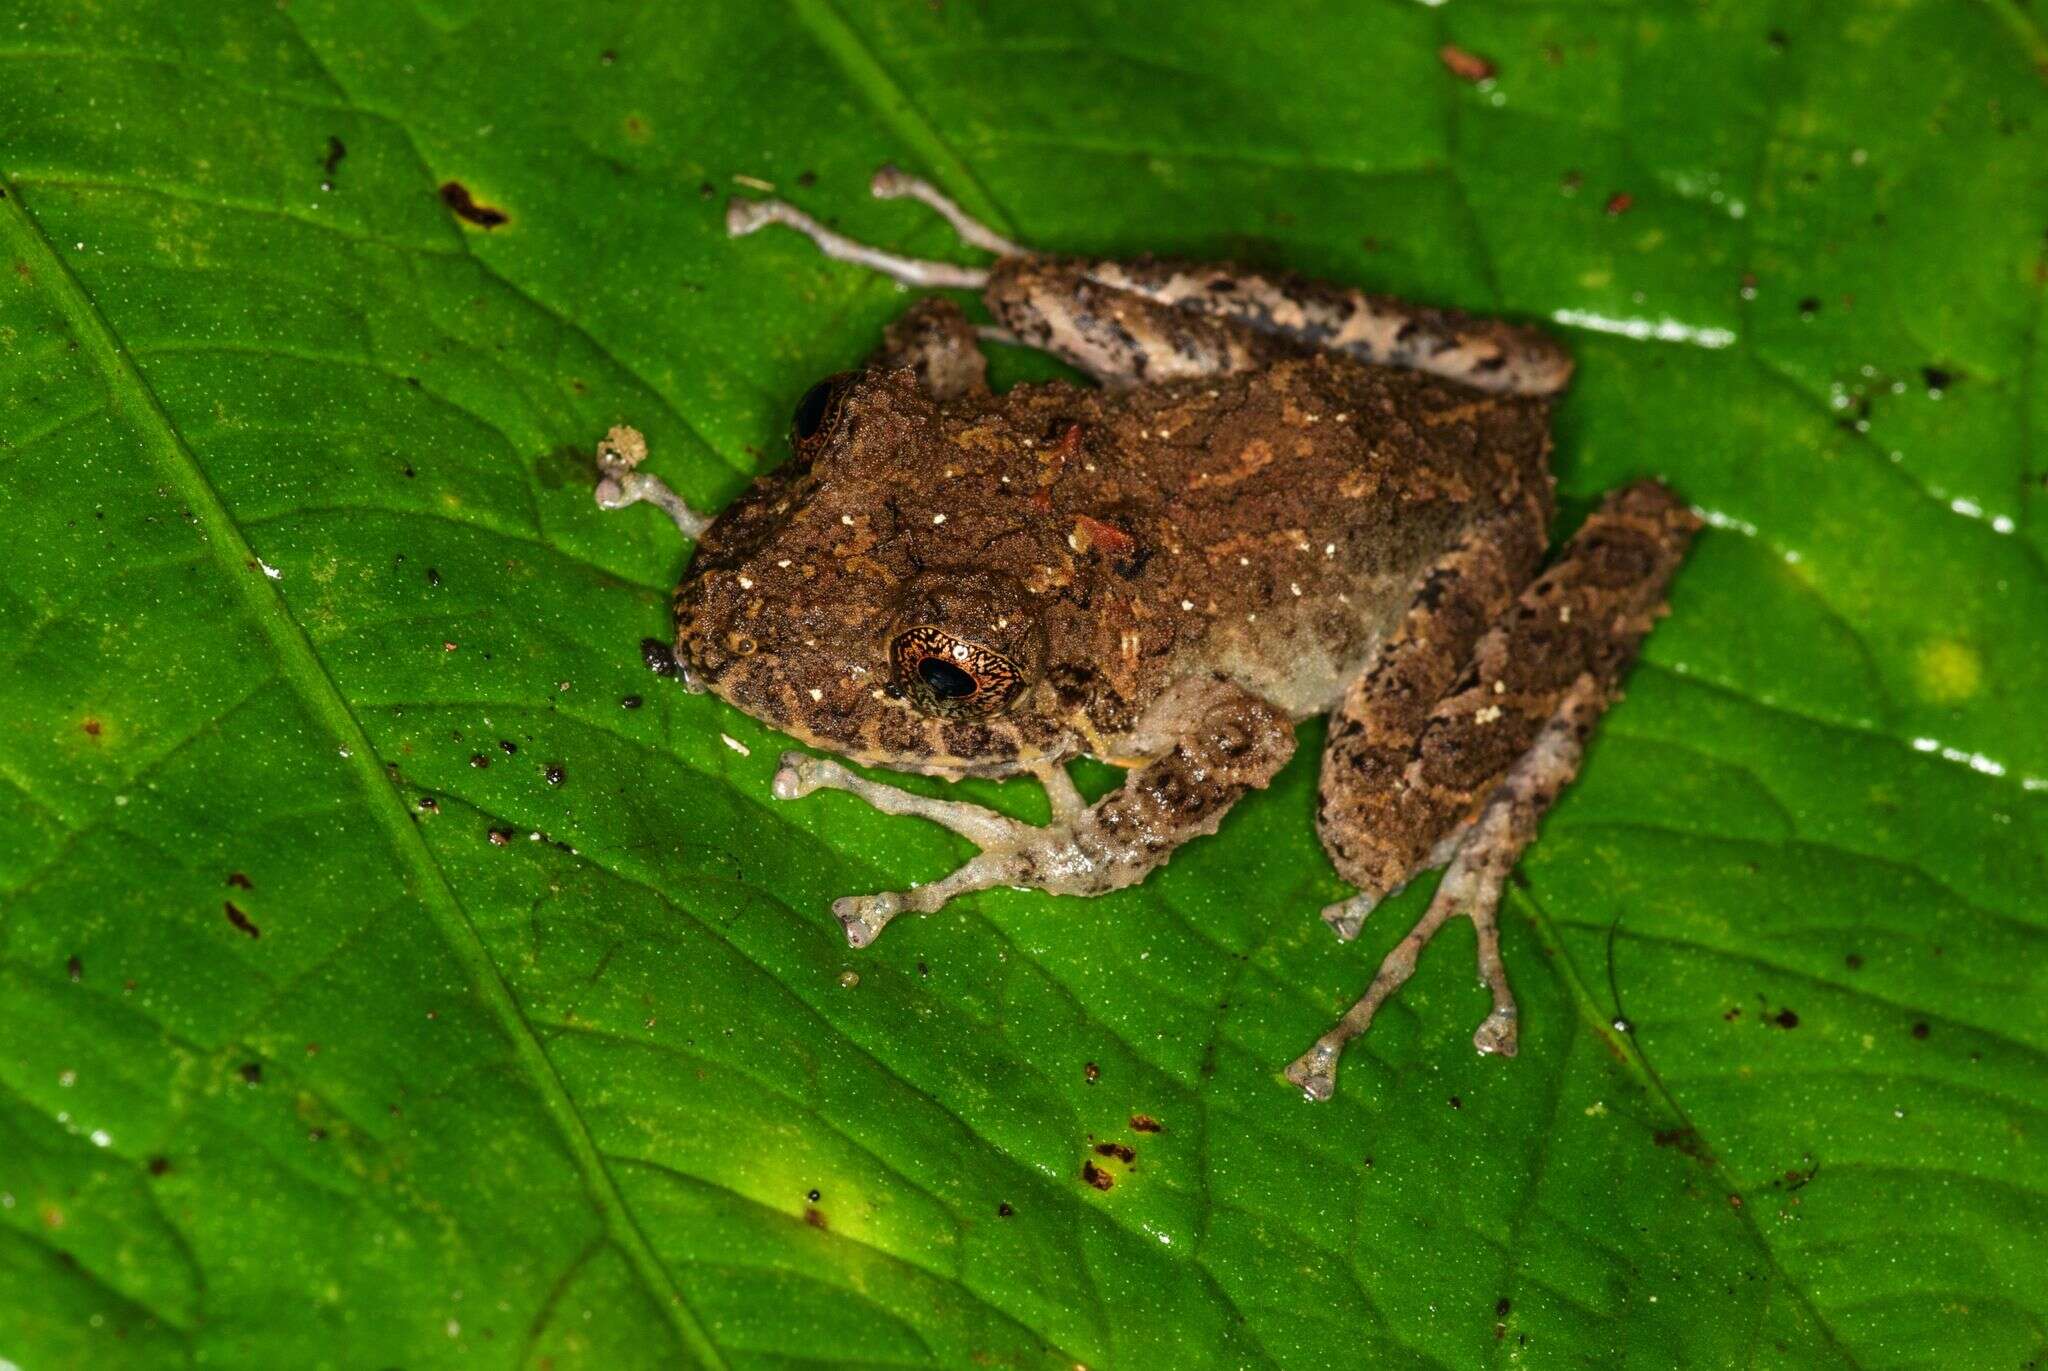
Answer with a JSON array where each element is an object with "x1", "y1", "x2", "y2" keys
[{"x1": 1013, "y1": 353, "x2": 1556, "y2": 723}]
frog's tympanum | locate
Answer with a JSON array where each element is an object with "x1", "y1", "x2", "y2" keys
[{"x1": 595, "y1": 167, "x2": 1698, "y2": 1098}]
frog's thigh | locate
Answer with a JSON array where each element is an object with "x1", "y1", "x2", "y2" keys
[
  {"x1": 983, "y1": 257, "x2": 1296, "y2": 388},
  {"x1": 867, "y1": 297, "x2": 989, "y2": 401},
  {"x1": 1288, "y1": 481, "x2": 1699, "y2": 1098},
  {"x1": 1071, "y1": 258, "x2": 1574, "y2": 396},
  {"x1": 1315, "y1": 515, "x2": 1541, "y2": 935},
  {"x1": 1319, "y1": 481, "x2": 1698, "y2": 936}
]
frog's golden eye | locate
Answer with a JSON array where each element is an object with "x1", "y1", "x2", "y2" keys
[
  {"x1": 791, "y1": 372, "x2": 856, "y2": 450},
  {"x1": 890, "y1": 626, "x2": 1024, "y2": 718}
]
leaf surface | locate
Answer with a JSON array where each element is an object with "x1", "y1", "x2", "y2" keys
[{"x1": 2, "y1": 2, "x2": 2044, "y2": 1367}]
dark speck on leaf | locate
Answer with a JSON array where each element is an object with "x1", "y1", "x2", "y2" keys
[
  {"x1": 1772, "y1": 1008, "x2": 1800, "y2": 1029},
  {"x1": 417, "y1": 795, "x2": 439, "y2": 814},
  {"x1": 239, "y1": 1061, "x2": 263, "y2": 1085},
  {"x1": 227, "y1": 872, "x2": 252, "y2": 889},
  {"x1": 545, "y1": 765, "x2": 565, "y2": 787},
  {"x1": 402, "y1": 464, "x2": 416, "y2": 478},
  {"x1": 322, "y1": 135, "x2": 346, "y2": 177},
  {"x1": 470, "y1": 753, "x2": 490, "y2": 768},
  {"x1": 1449, "y1": 1095, "x2": 1463, "y2": 1110},
  {"x1": 147, "y1": 1156, "x2": 170, "y2": 1176},
  {"x1": 600, "y1": 49, "x2": 617, "y2": 65},
  {"x1": 1798, "y1": 296, "x2": 1821, "y2": 318},
  {"x1": 1921, "y1": 366, "x2": 1955, "y2": 393},
  {"x1": 224, "y1": 901, "x2": 261, "y2": 939},
  {"x1": 1604, "y1": 192, "x2": 1633, "y2": 216},
  {"x1": 796, "y1": 169, "x2": 817, "y2": 187},
  {"x1": 807, "y1": 1188, "x2": 820, "y2": 1202},
  {"x1": 1653, "y1": 1126, "x2": 1713, "y2": 1164},
  {"x1": 620, "y1": 694, "x2": 643, "y2": 710},
  {"x1": 1093, "y1": 1141, "x2": 1135, "y2": 1163},
  {"x1": 440, "y1": 180, "x2": 509, "y2": 228},
  {"x1": 488, "y1": 827, "x2": 513, "y2": 846},
  {"x1": 426, "y1": 567, "x2": 442, "y2": 588},
  {"x1": 1768, "y1": 27, "x2": 1788, "y2": 47},
  {"x1": 1083, "y1": 1061, "x2": 1100, "y2": 1083},
  {"x1": 997, "y1": 1202, "x2": 1014, "y2": 1217},
  {"x1": 67, "y1": 955, "x2": 82, "y2": 982},
  {"x1": 1496, "y1": 1298, "x2": 1511, "y2": 1317},
  {"x1": 1130, "y1": 1114, "x2": 1162, "y2": 1133},
  {"x1": 1911, "y1": 1021, "x2": 1929, "y2": 1039},
  {"x1": 803, "y1": 1206, "x2": 828, "y2": 1229},
  {"x1": 1081, "y1": 1161, "x2": 1113, "y2": 1191},
  {"x1": 499, "y1": 739, "x2": 518, "y2": 755},
  {"x1": 1845, "y1": 953, "x2": 1863, "y2": 970}
]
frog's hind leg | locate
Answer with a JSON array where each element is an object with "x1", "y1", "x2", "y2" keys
[
  {"x1": 1291, "y1": 481, "x2": 1699, "y2": 1099},
  {"x1": 1068, "y1": 258, "x2": 1576, "y2": 396}
]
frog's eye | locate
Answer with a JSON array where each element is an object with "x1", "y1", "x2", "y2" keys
[
  {"x1": 791, "y1": 372, "x2": 856, "y2": 449},
  {"x1": 890, "y1": 626, "x2": 1024, "y2": 718}
]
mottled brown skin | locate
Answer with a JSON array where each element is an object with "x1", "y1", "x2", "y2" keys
[
  {"x1": 676, "y1": 346, "x2": 1557, "y2": 777},
  {"x1": 601, "y1": 169, "x2": 1700, "y2": 1098}
]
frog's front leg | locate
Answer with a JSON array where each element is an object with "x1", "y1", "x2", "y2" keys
[
  {"x1": 776, "y1": 676, "x2": 1295, "y2": 946},
  {"x1": 867, "y1": 297, "x2": 989, "y2": 401},
  {"x1": 1291, "y1": 481, "x2": 1700, "y2": 1099}
]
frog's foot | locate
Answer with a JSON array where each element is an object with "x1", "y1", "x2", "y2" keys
[
  {"x1": 726, "y1": 196, "x2": 991, "y2": 290},
  {"x1": 869, "y1": 164, "x2": 1026, "y2": 256},
  {"x1": 772, "y1": 752, "x2": 1089, "y2": 947},
  {"x1": 1286, "y1": 678, "x2": 1602, "y2": 1101},
  {"x1": 592, "y1": 424, "x2": 707, "y2": 538},
  {"x1": 1319, "y1": 892, "x2": 1380, "y2": 942}
]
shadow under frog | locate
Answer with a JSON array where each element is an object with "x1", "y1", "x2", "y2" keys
[{"x1": 594, "y1": 166, "x2": 1698, "y2": 1100}]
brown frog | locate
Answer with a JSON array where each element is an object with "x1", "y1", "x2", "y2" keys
[{"x1": 595, "y1": 166, "x2": 1697, "y2": 1099}]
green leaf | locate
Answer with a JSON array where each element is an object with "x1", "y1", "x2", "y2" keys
[{"x1": 3, "y1": 1, "x2": 2043, "y2": 1366}]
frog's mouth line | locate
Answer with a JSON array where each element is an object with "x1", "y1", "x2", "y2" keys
[{"x1": 755, "y1": 685, "x2": 1068, "y2": 781}]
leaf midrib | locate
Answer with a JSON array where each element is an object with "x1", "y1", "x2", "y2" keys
[{"x1": 0, "y1": 171, "x2": 730, "y2": 1371}]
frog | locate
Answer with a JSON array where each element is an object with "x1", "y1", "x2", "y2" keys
[{"x1": 594, "y1": 165, "x2": 1698, "y2": 1099}]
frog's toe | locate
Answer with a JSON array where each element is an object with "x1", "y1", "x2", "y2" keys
[
  {"x1": 1283, "y1": 1042, "x2": 1342, "y2": 1102},
  {"x1": 1473, "y1": 1004, "x2": 1519, "y2": 1057},
  {"x1": 1319, "y1": 892, "x2": 1377, "y2": 942},
  {"x1": 833, "y1": 893, "x2": 902, "y2": 948},
  {"x1": 771, "y1": 751, "x2": 821, "y2": 800}
]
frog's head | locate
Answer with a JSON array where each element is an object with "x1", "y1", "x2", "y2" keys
[{"x1": 671, "y1": 368, "x2": 1080, "y2": 775}]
